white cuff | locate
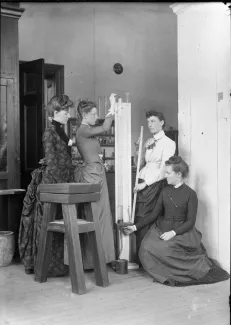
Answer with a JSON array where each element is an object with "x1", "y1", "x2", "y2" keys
[
  {"x1": 172, "y1": 230, "x2": 176, "y2": 236},
  {"x1": 143, "y1": 175, "x2": 153, "y2": 186},
  {"x1": 132, "y1": 225, "x2": 137, "y2": 232}
]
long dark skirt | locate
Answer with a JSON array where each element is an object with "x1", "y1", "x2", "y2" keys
[
  {"x1": 74, "y1": 161, "x2": 115, "y2": 269},
  {"x1": 18, "y1": 167, "x2": 69, "y2": 276},
  {"x1": 139, "y1": 224, "x2": 230, "y2": 286},
  {"x1": 135, "y1": 178, "x2": 167, "y2": 263}
]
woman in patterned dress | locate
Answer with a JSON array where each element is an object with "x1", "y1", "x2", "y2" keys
[
  {"x1": 18, "y1": 94, "x2": 76, "y2": 276},
  {"x1": 123, "y1": 156, "x2": 230, "y2": 286}
]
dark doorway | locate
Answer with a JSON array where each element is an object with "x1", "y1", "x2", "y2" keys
[{"x1": 19, "y1": 59, "x2": 64, "y2": 189}]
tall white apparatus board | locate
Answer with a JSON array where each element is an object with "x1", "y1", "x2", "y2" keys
[{"x1": 114, "y1": 100, "x2": 132, "y2": 261}]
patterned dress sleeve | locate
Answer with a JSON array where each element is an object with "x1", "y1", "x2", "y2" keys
[{"x1": 43, "y1": 129, "x2": 74, "y2": 176}]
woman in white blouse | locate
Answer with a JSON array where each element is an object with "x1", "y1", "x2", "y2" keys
[{"x1": 134, "y1": 110, "x2": 176, "y2": 265}]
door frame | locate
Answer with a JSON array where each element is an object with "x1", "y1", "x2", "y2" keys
[
  {"x1": 19, "y1": 61, "x2": 64, "y2": 95},
  {"x1": 19, "y1": 60, "x2": 64, "y2": 134},
  {"x1": 0, "y1": 76, "x2": 20, "y2": 188},
  {"x1": 44, "y1": 63, "x2": 64, "y2": 96}
]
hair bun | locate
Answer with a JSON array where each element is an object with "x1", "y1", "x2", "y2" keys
[
  {"x1": 77, "y1": 99, "x2": 96, "y2": 121},
  {"x1": 165, "y1": 155, "x2": 189, "y2": 178},
  {"x1": 174, "y1": 156, "x2": 182, "y2": 163}
]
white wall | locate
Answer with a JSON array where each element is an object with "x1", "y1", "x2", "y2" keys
[
  {"x1": 173, "y1": 3, "x2": 230, "y2": 271},
  {"x1": 19, "y1": 2, "x2": 178, "y2": 153}
]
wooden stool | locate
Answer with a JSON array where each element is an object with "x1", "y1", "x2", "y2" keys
[{"x1": 34, "y1": 183, "x2": 109, "y2": 295}]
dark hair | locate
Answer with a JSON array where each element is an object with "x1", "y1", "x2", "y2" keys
[
  {"x1": 46, "y1": 94, "x2": 74, "y2": 117},
  {"x1": 77, "y1": 100, "x2": 97, "y2": 121},
  {"x1": 145, "y1": 110, "x2": 165, "y2": 127},
  {"x1": 165, "y1": 156, "x2": 189, "y2": 178}
]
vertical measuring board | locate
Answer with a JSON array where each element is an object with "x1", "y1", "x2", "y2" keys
[{"x1": 115, "y1": 101, "x2": 132, "y2": 260}]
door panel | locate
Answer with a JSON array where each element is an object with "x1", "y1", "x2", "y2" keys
[
  {"x1": 0, "y1": 77, "x2": 19, "y2": 188},
  {"x1": 0, "y1": 78, "x2": 8, "y2": 175},
  {"x1": 20, "y1": 59, "x2": 44, "y2": 189}
]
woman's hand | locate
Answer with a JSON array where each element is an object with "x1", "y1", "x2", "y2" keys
[
  {"x1": 105, "y1": 108, "x2": 114, "y2": 117},
  {"x1": 122, "y1": 226, "x2": 135, "y2": 236},
  {"x1": 109, "y1": 93, "x2": 116, "y2": 106},
  {"x1": 68, "y1": 139, "x2": 73, "y2": 146},
  {"x1": 134, "y1": 137, "x2": 140, "y2": 149},
  {"x1": 39, "y1": 158, "x2": 46, "y2": 165},
  {"x1": 106, "y1": 93, "x2": 117, "y2": 117},
  {"x1": 160, "y1": 231, "x2": 175, "y2": 241},
  {"x1": 134, "y1": 182, "x2": 147, "y2": 193}
]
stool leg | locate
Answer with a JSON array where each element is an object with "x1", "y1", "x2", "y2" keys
[
  {"x1": 84, "y1": 203, "x2": 109, "y2": 287},
  {"x1": 34, "y1": 202, "x2": 56, "y2": 283},
  {"x1": 62, "y1": 204, "x2": 86, "y2": 295}
]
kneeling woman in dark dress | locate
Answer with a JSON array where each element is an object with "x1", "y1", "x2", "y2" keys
[{"x1": 124, "y1": 156, "x2": 230, "y2": 286}]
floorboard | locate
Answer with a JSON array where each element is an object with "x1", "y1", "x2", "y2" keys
[{"x1": 0, "y1": 261, "x2": 229, "y2": 325}]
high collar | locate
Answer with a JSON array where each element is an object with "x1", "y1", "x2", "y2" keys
[
  {"x1": 174, "y1": 182, "x2": 184, "y2": 188},
  {"x1": 51, "y1": 119, "x2": 63, "y2": 128},
  {"x1": 153, "y1": 130, "x2": 165, "y2": 141},
  {"x1": 51, "y1": 119, "x2": 72, "y2": 157},
  {"x1": 81, "y1": 122, "x2": 90, "y2": 127}
]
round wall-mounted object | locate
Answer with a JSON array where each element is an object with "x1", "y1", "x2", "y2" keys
[{"x1": 113, "y1": 63, "x2": 123, "y2": 75}]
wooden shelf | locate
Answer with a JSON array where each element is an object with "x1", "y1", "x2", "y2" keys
[{"x1": 0, "y1": 189, "x2": 26, "y2": 196}]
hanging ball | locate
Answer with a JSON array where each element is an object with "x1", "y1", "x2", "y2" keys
[{"x1": 113, "y1": 63, "x2": 123, "y2": 75}]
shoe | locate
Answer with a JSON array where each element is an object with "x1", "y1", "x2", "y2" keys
[{"x1": 25, "y1": 268, "x2": 34, "y2": 275}]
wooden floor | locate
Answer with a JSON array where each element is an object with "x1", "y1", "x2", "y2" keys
[{"x1": 0, "y1": 261, "x2": 230, "y2": 325}]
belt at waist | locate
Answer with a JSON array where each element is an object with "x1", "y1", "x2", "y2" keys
[
  {"x1": 139, "y1": 163, "x2": 160, "y2": 175},
  {"x1": 81, "y1": 160, "x2": 103, "y2": 166},
  {"x1": 81, "y1": 154, "x2": 103, "y2": 164},
  {"x1": 162, "y1": 216, "x2": 185, "y2": 222}
]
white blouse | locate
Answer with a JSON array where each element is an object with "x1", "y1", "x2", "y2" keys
[{"x1": 139, "y1": 130, "x2": 176, "y2": 186}]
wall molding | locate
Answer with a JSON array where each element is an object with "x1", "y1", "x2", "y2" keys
[
  {"x1": 224, "y1": 2, "x2": 231, "y2": 15},
  {"x1": 1, "y1": 5, "x2": 24, "y2": 19},
  {"x1": 170, "y1": 2, "x2": 231, "y2": 15},
  {"x1": 170, "y1": 3, "x2": 193, "y2": 15}
]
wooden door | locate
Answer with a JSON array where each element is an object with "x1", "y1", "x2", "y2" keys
[{"x1": 19, "y1": 59, "x2": 45, "y2": 189}]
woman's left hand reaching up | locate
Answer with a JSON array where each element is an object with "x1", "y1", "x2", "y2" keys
[{"x1": 106, "y1": 93, "x2": 117, "y2": 117}]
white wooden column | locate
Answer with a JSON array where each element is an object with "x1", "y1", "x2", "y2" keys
[
  {"x1": 115, "y1": 101, "x2": 132, "y2": 261},
  {"x1": 171, "y1": 2, "x2": 231, "y2": 271}
]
